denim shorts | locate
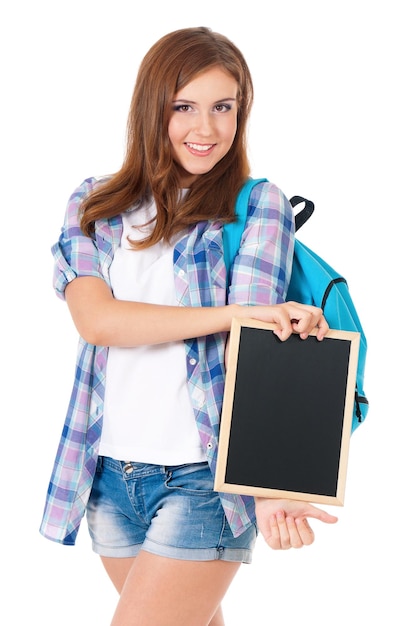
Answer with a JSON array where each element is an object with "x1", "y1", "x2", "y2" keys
[{"x1": 86, "y1": 456, "x2": 257, "y2": 563}]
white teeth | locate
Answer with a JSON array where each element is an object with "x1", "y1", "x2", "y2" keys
[{"x1": 187, "y1": 143, "x2": 213, "y2": 151}]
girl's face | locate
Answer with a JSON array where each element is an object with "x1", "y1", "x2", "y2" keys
[{"x1": 168, "y1": 66, "x2": 238, "y2": 187}]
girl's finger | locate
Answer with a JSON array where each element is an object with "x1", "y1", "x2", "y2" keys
[
  {"x1": 285, "y1": 516, "x2": 304, "y2": 549},
  {"x1": 274, "y1": 511, "x2": 291, "y2": 549},
  {"x1": 295, "y1": 517, "x2": 315, "y2": 546}
]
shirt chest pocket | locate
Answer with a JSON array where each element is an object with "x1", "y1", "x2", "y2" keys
[{"x1": 175, "y1": 225, "x2": 228, "y2": 306}]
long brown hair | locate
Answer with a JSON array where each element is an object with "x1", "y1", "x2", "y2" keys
[{"x1": 80, "y1": 26, "x2": 254, "y2": 247}]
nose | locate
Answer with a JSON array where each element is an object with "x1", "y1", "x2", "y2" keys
[{"x1": 194, "y1": 111, "x2": 213, "y2": 136}]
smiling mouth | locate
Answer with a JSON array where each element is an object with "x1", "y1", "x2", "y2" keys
[{"x1": 186, "y1": 142, "x2": 215, "y2": 153}]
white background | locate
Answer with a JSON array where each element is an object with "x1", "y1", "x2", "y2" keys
[{"x1": 2, "y1": 1, "x2": 415, "y2": 624}]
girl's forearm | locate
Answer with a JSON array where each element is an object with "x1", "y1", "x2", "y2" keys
[
  {"x1": 65, "y1": 276, "x2": 243, "y2": 346},
  {"x1": 90, "y1": 300, "x2": 242, "y2": 347}
]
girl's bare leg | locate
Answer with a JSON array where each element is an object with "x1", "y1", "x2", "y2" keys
[{"x1": 102, "y1": 552, "x2": 240, "y2": 626}]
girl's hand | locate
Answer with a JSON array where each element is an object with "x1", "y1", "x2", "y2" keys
[
  {"x1": 243, "y1": 301, "x2": 329, "y2": 342},
  {"x1": 255, "y1": 497, "x2": 338, "y2": 550}
]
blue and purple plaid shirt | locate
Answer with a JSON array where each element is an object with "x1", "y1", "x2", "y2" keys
[{"x1": 40, "y1": 176, "x2": 294, "y2": 544}]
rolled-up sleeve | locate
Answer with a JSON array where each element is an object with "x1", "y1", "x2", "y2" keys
[
  {"x1": 52, "y1": 178, "x2": 103, "y2": 300},
  {"x1": 228, "y1": 181, "x2": 295, "y2": 306}
]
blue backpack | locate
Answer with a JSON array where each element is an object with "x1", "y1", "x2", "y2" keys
[{"x1": 223, "y1": 178, "x2": 368, "y2": 432}]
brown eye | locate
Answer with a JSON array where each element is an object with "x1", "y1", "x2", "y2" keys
[
  {"x1": 173, "y1": 104, "x2": 191, "y2": 113},
  {"x1": 214, "y1": 104, "x2": 232, "y2": 113}
]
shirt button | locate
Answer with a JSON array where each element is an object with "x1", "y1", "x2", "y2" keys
[
  {"x1": 207, "y1": 442, "x2": 213, "y2": 450},
  {"x1": 178, "y1": 269, "x2": 185, "y2": 277},
  {"x1": 189, "y1": 358, "x2": 197, "y2": 365}
]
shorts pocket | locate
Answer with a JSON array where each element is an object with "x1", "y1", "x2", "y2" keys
[{"x1": 165, "y1": 462, "x2": 214, "y2": 496}]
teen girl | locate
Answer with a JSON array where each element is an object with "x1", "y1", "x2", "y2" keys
[{"x1": 40, "y1": 26, "x2": 337, "y2": 626}]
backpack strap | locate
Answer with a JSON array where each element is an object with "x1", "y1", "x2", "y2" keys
[{"x1": 223, "y1": 178, "x2": 267, "y2": 285}]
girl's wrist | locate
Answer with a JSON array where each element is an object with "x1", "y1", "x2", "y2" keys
[{"x1": 225, "y1": 303, "x2": 244, "y2": 327}]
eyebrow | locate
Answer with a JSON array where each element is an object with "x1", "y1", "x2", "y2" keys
[{"x1": 171, "y1": 97, "x2": 237, "y2": 105}]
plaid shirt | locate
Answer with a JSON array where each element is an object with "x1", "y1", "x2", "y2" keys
[{"x1": 40, "y1": 176, "x2": 294, "y2": 544}]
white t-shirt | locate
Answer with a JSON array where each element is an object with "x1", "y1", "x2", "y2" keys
[{"x1": 99, "y1": 200, "x2": 206, "y2": 465}]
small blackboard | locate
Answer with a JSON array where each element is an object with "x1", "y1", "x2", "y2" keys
[{"x1": 214, "y1": 319, "x2": 360, "y2": 505}]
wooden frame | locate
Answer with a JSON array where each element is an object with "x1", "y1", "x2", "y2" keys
[{"x1": 214, "y1": 319, "x2": 360, "y2": 506}]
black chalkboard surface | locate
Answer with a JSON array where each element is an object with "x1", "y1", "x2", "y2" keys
[{"x1": 215, "y1": 319, "x2": 360, "y2": 505}]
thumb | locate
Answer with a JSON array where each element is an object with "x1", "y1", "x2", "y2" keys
[{"x1": 306, "y1": 504, "x2": 338, "y2": 524}]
